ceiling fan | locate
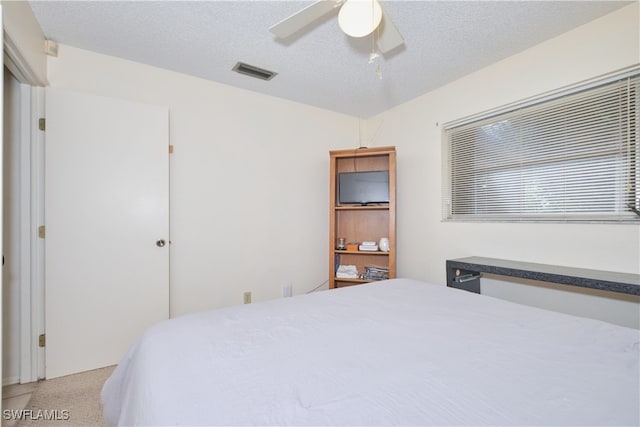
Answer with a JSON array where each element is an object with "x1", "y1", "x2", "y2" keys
[{"x1": 269, "y1": 0, "x2": 404, "y2": 54}]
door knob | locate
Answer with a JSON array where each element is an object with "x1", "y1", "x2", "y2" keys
[{"x1": 156, "y1": 239, "x2": 166, "y2": 247}]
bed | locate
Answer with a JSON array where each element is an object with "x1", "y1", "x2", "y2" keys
[{"x1": 101, "y1": 278, "x2": 639, "y2": 426}]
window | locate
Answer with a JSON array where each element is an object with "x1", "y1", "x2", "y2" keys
[{"x1": 443, "y1": 69, "x2": 639, "y2": 223}]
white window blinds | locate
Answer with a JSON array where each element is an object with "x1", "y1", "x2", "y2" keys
[{"x1": 443, "y1": 70, "x2": 640, "y2": 223}]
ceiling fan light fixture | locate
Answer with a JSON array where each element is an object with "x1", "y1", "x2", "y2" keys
[{"x1": 338, "y1": 0, "x2": 382, "y2": 38}]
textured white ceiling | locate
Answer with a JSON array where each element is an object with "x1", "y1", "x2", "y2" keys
[{"x1": 29, "y1": 0, "x2": 631, "y2": 118}]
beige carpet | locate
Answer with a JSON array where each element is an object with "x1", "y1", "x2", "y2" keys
[{"x1": 16, "y1": 366, "x2": 115, "y2": 427}]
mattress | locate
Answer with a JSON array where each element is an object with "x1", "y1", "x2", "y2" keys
[{"x1": 101, "y1": 278, "x2": 640, "y2": 426}]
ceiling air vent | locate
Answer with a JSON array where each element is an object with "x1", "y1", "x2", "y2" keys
[{"x1": 232, "y1": 62, "x2": 277, "y2": 81}]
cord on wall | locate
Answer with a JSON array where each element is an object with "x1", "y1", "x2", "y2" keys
[
  {"x1": 357, "y1": 118, "x2": 384, "y2": 149},
  {"x1": 358, "y1": 118, "x2": 367, "y2": 149},
  {"x1": 306, "y1": 279, "x2": 329, "y2": 294}
]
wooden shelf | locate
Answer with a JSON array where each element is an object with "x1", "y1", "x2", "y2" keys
[
  {"x1": 334, "y1": 277, "x2": 369, "y2": 283},
  {"x1": 334, "y1": 277, "x2": 390, "y2": 288},
  {"x1": 335, "y1": 205, "x2": 390, "y2": 211},
  {"x1": 328, "y1": 146, "x2": 396, "y2": 290},
  {"x1": 334, "y1": 250, "x2": 389, "y2": 256}
]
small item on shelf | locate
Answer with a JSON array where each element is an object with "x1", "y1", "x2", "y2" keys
[
  {"x1": 346, "y1": 243, "x2": 359, "y2": 251},
  {"x1": 336, "y1": 237, "x2": 346, "y2": 250},
  {"x1": 359, "y1": 241, "x2": 379, "y2": 251},
  {"x1": 378, "y1": 237, "x2": 390, "y2": 252},
  {"x1": 336, "y1": 265, "x2": 359, "y2": 279},
  {"x1": 363, "y1": 266, "x2": 389, "y2": 281}
]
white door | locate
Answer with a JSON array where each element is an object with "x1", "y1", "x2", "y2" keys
[{"x1": 45, "y1": 88, "x2": 169, "y2": 378}]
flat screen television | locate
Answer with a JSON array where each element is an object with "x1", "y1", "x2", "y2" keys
[{"x1": 338, "y1": 170, "x2": 389, "y2": 205}]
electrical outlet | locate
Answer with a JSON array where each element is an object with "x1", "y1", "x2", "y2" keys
[
  {"x1": 282, "y1": 284, "x2": 293, "y2": 298},
  {"x1": 243, "y1": 291, "x2": 251, "y2": 304}
]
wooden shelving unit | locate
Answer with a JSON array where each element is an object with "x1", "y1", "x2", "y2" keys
[{"x1": 329, "y1": 146, "x2": 396, "y2": 289}]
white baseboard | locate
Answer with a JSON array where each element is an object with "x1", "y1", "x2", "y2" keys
[{"x1": 3, "y1": 376, "x2": 20, "y2": 386}]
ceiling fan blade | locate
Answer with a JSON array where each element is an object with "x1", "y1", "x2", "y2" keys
[
  {"x1": 376, "y1": 6, "x2": 404, "y2": 54},
  {"x1": 269, "y1": 1, "x2": 341, "y2": 39}
]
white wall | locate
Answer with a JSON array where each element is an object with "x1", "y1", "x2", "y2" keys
[
  {"x1": 367, "y1": 4, "x2": 640, "y2": 328},
  {"x1": 46, "y1": 45, "x2": 358, "y2": 316},
  {"x1": 44, "y1": 4, "x2": 640, "y2": 328}
]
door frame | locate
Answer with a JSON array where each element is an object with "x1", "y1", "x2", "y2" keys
[
  {"x1": 1, "y1": 3, "x2": 4, "y2": 394},
  {"x1": 19, "y1": 84, "x2": 45, "y2": 383},
  {"x1": 3, "y1": 26, "x2": 46, "y2": 384}
]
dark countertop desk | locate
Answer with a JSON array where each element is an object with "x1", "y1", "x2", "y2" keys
[{"x1": 446, "y1": 256, "x2": 640, "y2": 296}]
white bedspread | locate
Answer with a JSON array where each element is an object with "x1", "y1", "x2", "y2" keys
[{"x1": 102, "y1": 278, "x2": 640, "y2": 426}]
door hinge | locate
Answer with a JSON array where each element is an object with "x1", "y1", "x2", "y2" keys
[
  {"x1": 38, "y1": 225, "x2": 46, "y2": 239},
  {"x1": 39, "y1": 118, "x2": 46, "y2": 131},
  {"x1": 39, "y1": 334, "x2": 46, "y2": 347},
  {"x1": 169, "y1": 144, "x2": 174, "y2": 154}
]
